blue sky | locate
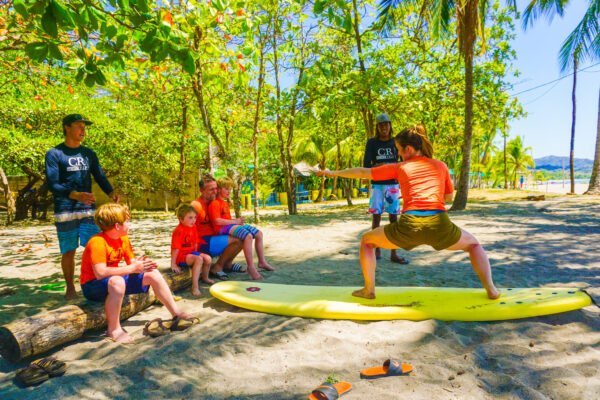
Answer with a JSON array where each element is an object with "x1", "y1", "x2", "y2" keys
[{"x1": 508, "y1": 1, "x2": 599, "y2": 160}]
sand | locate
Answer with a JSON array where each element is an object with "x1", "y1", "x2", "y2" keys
[{"x1": 1, "y1": 192, "x2": 599, "y2": 399}]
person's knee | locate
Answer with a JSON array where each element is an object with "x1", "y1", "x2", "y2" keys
[
  {"x1": 361, "y1": 233, "x2": 376, "y2": 248},
  {"x1": 108, "y1": 276, "x2": 126, "y2": 295},
  {"x1": 255, "y1": 231, "x2": 263, "y2": 239},
  {"x1": 145, "y1": 269, "x2": 163, "y2": 282},
  {"x1": 202, "y1": 254, "x2": 212, "y2": 264}
]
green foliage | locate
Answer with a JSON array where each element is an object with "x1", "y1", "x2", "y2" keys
[{"x1": 0, "y1": 0, "x2": 527, "y2": 219}]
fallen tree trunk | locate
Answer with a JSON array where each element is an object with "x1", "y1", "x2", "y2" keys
[{"x1": 0, "y1": 269, "x2": 192, "y2": 363}]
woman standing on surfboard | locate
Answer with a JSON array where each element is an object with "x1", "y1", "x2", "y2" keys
[{"x1": 317, "y1": 125, "x2": 501, "y2": 300}]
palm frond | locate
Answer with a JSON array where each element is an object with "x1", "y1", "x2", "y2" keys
[
  {"x1": 558, "y1": 0, "x2": 600, "y2": 71},
  {"x1": 522, "y1": 0, "x2": 569, "y2": 29}
]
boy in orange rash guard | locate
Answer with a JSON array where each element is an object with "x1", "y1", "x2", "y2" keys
[
  {"x1": 317, "y1": 125, "x2": 501, "y2": 301},
  {"x1": 208, "y1": 177, "x2": 273, "y2": 280},
  {"x1": 80, "y1": 203, "x2": 192, "y2": 343},
  {"x1": 171, "y1": 204, "x2": 213, "y2": 294}
]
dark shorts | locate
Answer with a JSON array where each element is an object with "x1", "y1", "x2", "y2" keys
[
  {"x1": 81, "y1": 273, "x2": 149, "y2": 302},
  {"x1": 383, "y1": 212, "x2": 462, "y2": 251},
  {"x1": 176, "y1": 251, "x2": 201, "y2": 267},
  {"x1": 200, "y1": 235, "x2": 229, "y2": 256}
]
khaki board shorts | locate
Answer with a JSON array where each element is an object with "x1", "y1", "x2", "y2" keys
[{"x1": 383, "y1": 212, "x2": 462, "y2": 251}]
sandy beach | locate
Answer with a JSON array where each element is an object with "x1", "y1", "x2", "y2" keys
[{"x1": 1, "y1": 191, "x2": 599, "y2": 399}]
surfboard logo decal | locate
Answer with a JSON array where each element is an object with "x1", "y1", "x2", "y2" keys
[{"x1": 247, "y1": 287, "x2": 261, "y2": 292}]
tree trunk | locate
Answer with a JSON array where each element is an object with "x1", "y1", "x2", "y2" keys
[
  {"x1": 252, "y1": 39, "x2": 266, "y2": 223},
  {"x1": 0, "y1": 269, "x2": 192, "y2": 363},
  {"x1": 569, "y1": 55, "x2": 578, "y2": 194},
  {"x1": 346, "y1": 156, "x2": 354, "y2": 205},
  {"x1": 585, "y1": 87, "x2": 600, "y2": 194},
  {"x1": 0, "y1": 166, "x2": 16, "y2": 225},
  {"x1": 177, "y1": 98, "x2": 188, "y2": 205},
  {"x1": 352, "y1": 0, "x2": 374, "y2": 139},
  {"x1": 450, "y1": 51, "x2": 474, "y2": 211},
  {"x1": 271, "y1": 22, "x2": 297, "y2": 215}
]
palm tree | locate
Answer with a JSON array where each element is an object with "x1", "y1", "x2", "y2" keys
[
  {"x1": 506, "y1": 136, "x2": 534, "y2": 188},
  {"x1": 587, "y1": 89, "x2": 600, "y2": 194},
  {"x1": 378, "y1": 0, "x2": 516, "y2": 210},
  {"x1": 522, "y1": 0, "x2": 600, "y2": 193},
  {"x1": 294, "y1": 132, "x2": 331, "y2": 203}
]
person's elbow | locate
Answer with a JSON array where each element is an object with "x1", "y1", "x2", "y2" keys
[{"x1": 444, "y1": 193, "x2": 453, "y2": 202}]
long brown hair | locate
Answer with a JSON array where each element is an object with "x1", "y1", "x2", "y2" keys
[{"x1": 394, "y1": 124, "x2": 433, "y2": 158}]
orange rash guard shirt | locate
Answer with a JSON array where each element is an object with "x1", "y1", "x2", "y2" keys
[
  {"x1": 80, "y1": 233, "x2": 134, "y2": 286},
  {"x1": 208, "y1": 197, "x2": 232, "y2": 232},
  {"x1": 171, "y1": 223, "x2": 200, "y2": 258},
  {"x1": 191, "y1": 197, "x2": 216, "y2": 238},
  {"x1": 371, "y1": 156, "x2": 453, "y2": 212}
]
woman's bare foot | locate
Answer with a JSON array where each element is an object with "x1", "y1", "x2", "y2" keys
[
  {"x1": 202, "y1": 278, "x2": 215, "y2": 285},
  {"x1": 352, "y1": 288, "x2": 375, "y2": 299},
  {"x1": 487, "y1": 287, "x2": 501, "y2": 299},
  {"x1": 258, "y1": 262, "x2": 275, "y2": 271},
  {"x1": 191, "y1": 287, "x2": 202, "y2": 296},
  {"x1": 107, "y1": 328, "x2": 135, "y2": 343}
]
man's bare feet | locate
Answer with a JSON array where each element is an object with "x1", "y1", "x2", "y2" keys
[
  {"x1": 108, "y1": 328, "x2": 135, "y2": 343},
  {"x1": 64, "y1": 290, "x2": 78, "y2": 300},
  {"x1": 390, "y1": 253, "x2": 409, "y2": 264},
  {"x1": 202, "y1": 278, "x2": 215, "y2": 285},
  {"x1": 258, "y1": 262, "x2": 275, "y2": 271},
  {"x1": 352, "y1": 288, "x2": 375, "y2": 299},
  {"x1": 191, "y1": 287, "x2": 202, "y2": 296}
]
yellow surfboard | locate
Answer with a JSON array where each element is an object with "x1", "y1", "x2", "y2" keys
[{"x1": 210, "y1": 282, "x2": 592, "y2": 321}]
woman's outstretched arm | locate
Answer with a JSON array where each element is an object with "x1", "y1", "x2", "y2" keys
[{"x1": 315, "y1": 168, "x2": 373, "y2": 179}]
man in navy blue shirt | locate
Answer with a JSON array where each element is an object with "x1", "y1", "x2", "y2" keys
[
  {"x1": 45, "y1": 114, "x2": 119, "y2": 299},
  {"x1": 363, "y1": 113, "x2": 408, "y2": 264}
]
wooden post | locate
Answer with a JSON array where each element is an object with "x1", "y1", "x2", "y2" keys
[{"x1": 0, "y1": 270, "x2": 192, "y2": 363}]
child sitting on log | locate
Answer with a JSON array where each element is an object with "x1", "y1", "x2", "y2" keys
[
  {"x1": 171, "y1": 204, "x2": 213, "y2": 294},
  {"x1": 208, "y1": 177, "x2": 274, "y2": 280},
  {"x1": 80, "y1": 203, "x2": 194, "y2": 343}
]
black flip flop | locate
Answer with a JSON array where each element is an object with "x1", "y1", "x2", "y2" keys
[
  {"x1": 209, "y1": 271, "x2": 229, "y2": 281},
  {"x1": 360, "y1": 359, "x2": 413, "y2": 379},
  {"x1": 31, "y1": 357, "x2": 67, "y2": 377},
  {"x1": 15, "y1": 364, "x2": 50, "y2": 387}
]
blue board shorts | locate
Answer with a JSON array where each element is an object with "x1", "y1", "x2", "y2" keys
[
  {"x1": 200, "y1": 235, "x2": 229, "y2": 256},
  {"x1": 55, "y1": 210, "x2": 100, "y2": 254},
  {"x1": 368, "y1": 184, "x2": 401, "y2": 215},
  {"x1": 81, "y1": 273, "x2": 149, "y2": 302}
]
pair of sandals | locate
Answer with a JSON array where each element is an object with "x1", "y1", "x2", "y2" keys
[
  {"x1": 143, "y1": 315, "x2": 199, "y2": 337},
  {"x1": 15, "y1": 357, "x2": 67, "y2": 387},
  {"x1": 309, "y1": 359, "x2": 412, "y2": 400}
]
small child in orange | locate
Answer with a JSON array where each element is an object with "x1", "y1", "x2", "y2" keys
[
  {"x1": 80, "y1": 203, "x2": 193, "y2": 343},
  {"x1": 171, "y1": 204, "x2": 213, "y2": 294},
  {"x1": 208, "y1": 177, "x2": 274, "y2": 280}
]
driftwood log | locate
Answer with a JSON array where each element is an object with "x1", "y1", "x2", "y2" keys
[{"x1": 0, "y1": 269, "x2": 192, "y2": 363}]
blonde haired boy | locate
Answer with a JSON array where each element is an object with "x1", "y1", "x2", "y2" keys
[{"x1": 80, "y1": 203, "x2": 194, "y2": 343}]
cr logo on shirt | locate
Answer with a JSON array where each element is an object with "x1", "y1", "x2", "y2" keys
[
  {"x1": 376, "y1": 148, "x2": 395, "y2": 159},
  {"x1": 66, "y1": 157, "x2": 89, "y2": 172}
]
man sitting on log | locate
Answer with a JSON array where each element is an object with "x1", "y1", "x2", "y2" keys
[{"x1": 80, "y1": 203, "x2": 194, "y2": 343}]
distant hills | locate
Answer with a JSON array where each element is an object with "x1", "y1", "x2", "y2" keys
[{"x1": 534, "y1": 156, "x2": 594, "y2": 172}]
